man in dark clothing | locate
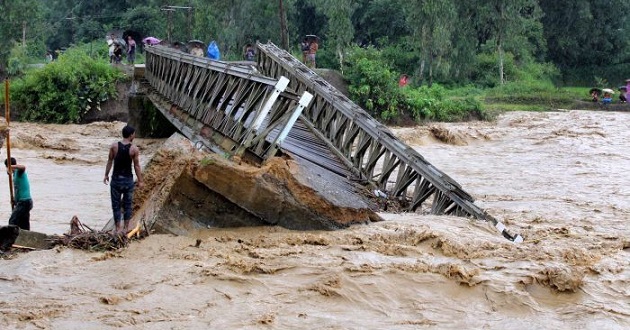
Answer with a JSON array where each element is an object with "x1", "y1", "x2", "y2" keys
[
  {"x1": 103, "y1": 125, "x2": 144, "y2": 234},
  {"x1": 113, "y1": 43, "x2": 123, "y2": 64},
  {"x1": 300, "y1": 38, "x2": 310, "y2": 64},
  {"x1": 5, "y1": 157, "x2": 33, "y2": 231},
  {"x1": 243, "y1": 43, "x2": 256, "y2": 61}
]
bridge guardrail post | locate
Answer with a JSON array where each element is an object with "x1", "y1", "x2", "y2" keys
[
  {"x1": 262, "y1": 91, "x2": 314, "y2": 161},
  {"x1": 236, "y1": 76, "x2": 290, "y2": 157}
]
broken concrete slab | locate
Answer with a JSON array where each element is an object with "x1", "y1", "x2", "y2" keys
[
  {"x1": 14, "y1": 229, "x2": 52, "y2": 250},
  {"x1": 191, "y1": 153, "x2": 381, "y2": 230},
  {"x1": 117, "y1": 133, "x2": 382, "y2": 235}
]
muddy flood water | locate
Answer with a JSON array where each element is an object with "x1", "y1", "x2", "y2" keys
[{"x1": 0, "y1": 111, "x2": 628, "y2": 329}]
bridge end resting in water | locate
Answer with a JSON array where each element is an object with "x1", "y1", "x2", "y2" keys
[{"x1": 132, "y1": 43, "x2": 522, "y2": 243}]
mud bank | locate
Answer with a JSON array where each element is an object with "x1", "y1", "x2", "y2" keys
[{"x1": 122, "y1": 133, "x2": 380, "y2": 234}]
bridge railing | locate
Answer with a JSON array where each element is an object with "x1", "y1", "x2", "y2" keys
[
  {"x1": 143, "y1": 45, "x2": 309, "y2": 161},
  {"x1": 256, "y1": 42, "x2": 522, "y2": 242}
]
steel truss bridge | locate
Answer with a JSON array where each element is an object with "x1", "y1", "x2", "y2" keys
[{"x1": 141, "y1": 43, "x2": 522, "y2": 242}]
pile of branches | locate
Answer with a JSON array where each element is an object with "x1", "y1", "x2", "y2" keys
[{"x1": 48, "y1": 216, "x2": 147, "y2": 251}]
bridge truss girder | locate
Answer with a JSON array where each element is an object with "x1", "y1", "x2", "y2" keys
[{"x1": 256, "y1": 42, "x2": 522, "y2": 242}]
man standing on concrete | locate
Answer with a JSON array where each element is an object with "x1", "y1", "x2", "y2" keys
[
  {"x1": 103, "y1": 125, "x2": 144, "y2": 234},
  {"x1": 5, "y1": 157, "x2": 33, "y2": 231}
]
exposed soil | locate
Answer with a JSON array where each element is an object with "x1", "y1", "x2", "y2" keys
[{"x1": 81, "y1": 79, "x2": 132, "y2": 123}]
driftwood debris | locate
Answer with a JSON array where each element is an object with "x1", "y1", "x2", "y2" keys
[{"x1": 48, "y1": 216, "x2": 148, "y2": 252}]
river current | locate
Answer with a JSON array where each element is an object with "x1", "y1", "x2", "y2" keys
[{"x1": 0, "y1": 111, "x2": 628, "y2": 329}]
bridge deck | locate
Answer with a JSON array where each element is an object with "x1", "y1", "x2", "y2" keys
[{"x1": 141, "y1": 44, "x2": 522, "y2": 242}]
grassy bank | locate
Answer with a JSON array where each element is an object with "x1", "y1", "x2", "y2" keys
[{"x1": 444, "y1": 82, "x2": 598, "y2": 118}]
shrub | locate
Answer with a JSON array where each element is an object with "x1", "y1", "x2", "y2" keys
[
  {"x1": 10, "y1": 46, "x2": 124, "y2": 123},
  {"x1": 345, "y1": 46, "x2": 485, "y2": 123},
  {"x1": 345, "y1": 46, "x2": 401, "y2": 120},
  {"x1": 485, "y1": 80, "x2": 575, "y2": 109},
  {"x1": 400, "y1": 85, "x2": 485, "y2": 122}
]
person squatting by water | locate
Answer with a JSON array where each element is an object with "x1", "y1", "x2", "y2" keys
[
  {"x1": 103, "y1": 125, "x2": 144, "y2": 234},
  {"x1": 5, "y1": 157, "x2": 33, "y2": 231}
]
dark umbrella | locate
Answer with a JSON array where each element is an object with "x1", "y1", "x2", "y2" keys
[
  {"x1": 188, "y1": 39, "x2": 205, "y2": 47},
  {"x1": 589, "y1": 87, "x2": 602, "y2": 95},
  {"x1": 113, "y1": 38, "x2": 126, "y2": 46},
  {"x1": 619, "y1": 86, "x2": 627, "y2": 91},
  {"x1": 305, "y1": 34, "x2": 318, "y2": 42}
]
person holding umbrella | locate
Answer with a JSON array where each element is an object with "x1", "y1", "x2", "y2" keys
[
  {"x1": 619, "y1": 86, "x2": 627, "y2": 103},
  {"x1": 306, "y1": 35, "x2": 319, "y2": 68},
  {"x1": 602, "y1": 88, "x2": 614, "y2": 105},
  {"x1": 189, "y1": 40, "x2": 205, "y2": 57},
  {"x1": 589, "y1": 87, "x2": 601, "y2": 102},
  {"x1": 142, "y1": 37, "x2": 161, "y2": 46}
]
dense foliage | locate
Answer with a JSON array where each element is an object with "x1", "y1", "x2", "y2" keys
[
  {"x1": 345, "y1": 46, "x2": 485, "y2": 122},
  {"x1": 0, "y1": 0, "x2": 627, "y2": 86},
  {"x1": 8, "y1": 46, "x2": 124, "y2": 123},
  {"x1": 0, "y1": 0, "x2": 627, "y2": 123}
]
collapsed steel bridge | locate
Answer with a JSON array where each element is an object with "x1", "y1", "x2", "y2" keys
[{"x1": 141, "y1": 43, "x2": 522, "y2": 242}]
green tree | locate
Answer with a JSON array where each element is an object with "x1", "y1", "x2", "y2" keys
[
  {"x1": 469, "y1": 0, "x2": 544, "y2": 85},
  {"x1": 352, "y1": 0, "x2": 408, "y2": 47},
  {"x1": 405, "y1": 0, "x2": 456, "y2": 87},
  {"x1": 310, "y1": 0, "x2": 356, "y2": 72},
  {"x1": 0, "y1": 0, "x2": 46, "y2": 71},
  {"x1": 191, "y1": 0, "x2": 291, "y2": 59},
  {"x1": 122, "y1": 5, "x2": 166, "y2": 40},
  {"x1": 540, "y1": 0, "x2": 630, "y2": 71}
]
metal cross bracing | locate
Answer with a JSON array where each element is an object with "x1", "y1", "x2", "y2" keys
[
  {"x1": 255, "y1": 42, "x2": 522, "y2": 242},
  {"x1": 144, "y1": 45, "x2": 311, "y2": 162},
  {"x1": 141, "y1": 44, "x2": 521, "y2": 242},
  {"x1": 142, "y1": 45, "x2": 364, "y2": 218},
  {"x1": 143, "y1": 45, "x2": 357, "y2": 182}
]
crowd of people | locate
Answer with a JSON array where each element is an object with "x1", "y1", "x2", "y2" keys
[
  {"x1": 590, "y1": 83, "x2": 630, "y2": 105},
  {"x1": 107, "y1": 34, "x2": 136, "y2": 65},
  {"x1": 103, "y1": 32, "x2": 324, "y2": 67}
]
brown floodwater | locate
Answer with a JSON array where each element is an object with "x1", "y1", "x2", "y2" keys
[{"x1": 0, "y1": 112, "x2": 629, "y2": 329}]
